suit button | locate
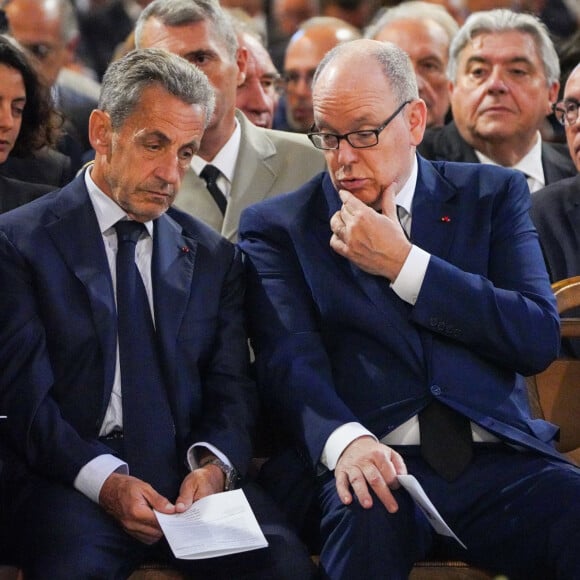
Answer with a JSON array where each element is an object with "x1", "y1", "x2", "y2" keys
[
  {"x1": 430, "y1": 317, "x2": 438, "y2": 327},
  {"x1": 430, "y1": 384, "x2": 442, "y2": 396}
]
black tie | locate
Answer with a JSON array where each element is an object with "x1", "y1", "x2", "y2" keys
[
  {"x1": 419, "y1": 400, "x2": 473, "y2": 481},
  {"x1": 200, "y1": 164, "x2": 227, "y2": 215},
  {"x1": 114, "y1": 220, "x2": 179, "y2": 496}
]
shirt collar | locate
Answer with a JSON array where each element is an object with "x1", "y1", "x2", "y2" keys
[
  {"x1": 191, "y1": 117, "x2": 241, "y2": 185},
  {"x1": 395, "y1": 155, "x2": 419, "y2": 216},
  {"x1": 84, "y1": 166, "x2": 154, "y2": 237},
  {"x1": 475, "y1": 131, "x2": 545, "y2": 189}
]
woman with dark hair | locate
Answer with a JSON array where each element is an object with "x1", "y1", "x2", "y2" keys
[{"x1": 0, "y1": 33, "x2": 70, "y2": 208}]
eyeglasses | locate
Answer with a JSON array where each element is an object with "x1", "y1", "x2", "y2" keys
[
  {"x1": 553, "y1": 98, "x2": 580, "y2": 127},
  {"x1": 308, "y1": 101, "x2": 411, "y2": 150}
]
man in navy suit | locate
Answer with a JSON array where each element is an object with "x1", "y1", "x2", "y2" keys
[
  {"x1": 0, "y1": 48, "x2": 314, "y2": 579},
  {"x1": 239, "y1": 39, "x2": 580, "y2": 579}
]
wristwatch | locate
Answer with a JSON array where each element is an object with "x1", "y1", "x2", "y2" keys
[{"x1": 200, "y1": 457, "x2": 239, "y2": 491}]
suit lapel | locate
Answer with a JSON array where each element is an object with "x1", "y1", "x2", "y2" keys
[
  {"x1": 223, "y1": 112, "x2": 277, "y2": 241},
  {"x1": 313, "y1": 174, "x2": 423, "y2": 363},
  {"x1": 411, "y1": 157, "x2": 459, "y2": 258},
  {"x1": 45, "y1": 178, "x2": 117, "y2": 412},
  {"x1": 176, "y1": 169, "x2": 224, "y2": 233},
  {"x1": 151, "y1": 214, "x2": 197, "y2": 420}
]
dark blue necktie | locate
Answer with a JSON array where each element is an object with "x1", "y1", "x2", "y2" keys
[{"x1": 114, "y1": 220, "x2": 180, "y2": 497}]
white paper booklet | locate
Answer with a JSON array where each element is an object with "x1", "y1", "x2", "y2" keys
[
  {"x1": 155, "y1": 489, "x2": 269, "y2": 560},
  {"x1": 397, "y1": 474, "x2": 467, "y2": 549}
]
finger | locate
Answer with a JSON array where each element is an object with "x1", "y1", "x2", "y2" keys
[
  {"x1": 347, "y1": 467, "x2": 373, "y2": 509},
  {"x1": 380, "y1": 181, "x2": 399, "y2": 220},
  {"x1": 143, "y1": 487, "x2": 174, "y2": 514},
  {"x1": 362, "y1": 463, "x2": 399, "y2": 514},
  {"x1": 329, "y1": 211, "x2": 344, "y2": 235},
  {"x1": 335, "y1": 468, "x2": 353, "y2": 505},
  {"x1": 389, "y1": 450, "x2": 408, "y2": 482}
]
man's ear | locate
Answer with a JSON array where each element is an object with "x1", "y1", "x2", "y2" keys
[
  {"x1": 408, "y1": 99, "x2": 427, "y2": 146},
  {"x1": 88, "y1": 109, "x2": 112, "y2": 154},
  {"x1": 236, "y1": 46, "x2": 248, "y2": 87}
]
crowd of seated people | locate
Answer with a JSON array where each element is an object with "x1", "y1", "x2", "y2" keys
[{"x1": 0, "y1": 0, "x2": 580, "y2": 577}]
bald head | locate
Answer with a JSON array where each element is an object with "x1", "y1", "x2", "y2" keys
[{"x1": 283, "y1": 16, "x2": 361, "y2": 132}]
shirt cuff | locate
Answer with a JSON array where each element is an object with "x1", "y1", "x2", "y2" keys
[
  {"x1": 320, "y1": 422, "x2": 377, "y2": 470},
  {"x1": 73, "y1": 454, "x2": 128, "y2": 504},
  {"x1": 391, "y1": 245, "x2": 431, "y2": 305},
  {"x1": 187, "y1": 442, "x2": 232, "y2": 471}
]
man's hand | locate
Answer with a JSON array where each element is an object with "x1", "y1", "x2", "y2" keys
[
  {"x1": 173, "y1": 463, "x2": 226, "y2": 513},
  {"x1": 99, "y1": 472, "x2": 175, "y2": 544},
  {"x1": 335, "y1": 436, "x2": 407, "y2": 513},
  {"x1": 329, "y1": 184, "x2": 411, "y2": 280}
]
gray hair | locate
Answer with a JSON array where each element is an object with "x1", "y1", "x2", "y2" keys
[
  {"x1": 365, "y1": 1, "x2": 458, "y2": 43},
  {"x1": 98, "y1": 48, "x2": 215, "y2": 129},
  {"x1": 448, "y1": 9, "x2": 559, "y2": 85},
  {"x1": 135, "y1": 0, "x2": 238, "y2": 60},
  {"x1": 313, "y1": 40, "x2": 419, "y2": 103}
]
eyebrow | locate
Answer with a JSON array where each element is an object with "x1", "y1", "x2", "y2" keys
[{"x1": 465, "y1": 55, "x2": 534, "y2": 68}]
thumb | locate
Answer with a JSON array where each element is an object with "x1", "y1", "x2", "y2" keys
[
  {"x1": 380, "y1": 181, "x2": 399, "y2": 220},
  {"x1": 145, "y1": 488, "x2": 175, "y2": 514}
]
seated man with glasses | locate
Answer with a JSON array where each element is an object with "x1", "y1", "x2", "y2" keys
[
  {"x1": 532, "y1": 62, "x2": 580, "y2": 355},
  {"x1": 239, "y1": 39, "x2": 580, "y2": 579}
]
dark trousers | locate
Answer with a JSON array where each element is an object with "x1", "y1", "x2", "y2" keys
[
  {"x1": 318, "y1": 446, "x2": 580, "y2": 580},
  {"x1": 9, "y1": 477, "x2": 317, "y2": 580}
]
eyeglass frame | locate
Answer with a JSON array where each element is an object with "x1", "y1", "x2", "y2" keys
[
  {"x1": 307, "y1": 100, "x2": 412, "y2": 150},
  {"x1": 552, "y1": 98, "x2": 580, "y2": 127}
]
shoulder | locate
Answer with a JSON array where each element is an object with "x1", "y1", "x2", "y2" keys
[
  {"x1": 532, "y1": 174, "x2": 580, "y2": 214},
  {"x1": 240, "y1": 172, "x2": 327, "y2": 227},
  {"x1": 166, "y1": 205, "x2": 235, "y2": 254}
]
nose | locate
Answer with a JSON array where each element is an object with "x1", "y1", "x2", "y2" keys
[
  {"x1": 0, "y1": 102, "x2": 16, "y2": 130},
  {"x1": 485, "y1": 67, "x2": 508, "y2": 95},
  {"x1": 154, "y1": 150, "x2": 183, "y2": 188},
  {"x1": 335, "y1": 136, "x2": 359, "y2": 165}
]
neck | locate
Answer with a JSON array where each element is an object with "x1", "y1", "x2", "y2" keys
[
  {"x1": 468, "y1": 131, "x2": 538, "y2": 168},
  {"x1": 198, "y1": 114, "x2": 237, "y2": 161}
]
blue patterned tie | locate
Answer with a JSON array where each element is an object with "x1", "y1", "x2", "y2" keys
[{"x1": 114, "y1": 220, "x2": 180, "y2": 497}]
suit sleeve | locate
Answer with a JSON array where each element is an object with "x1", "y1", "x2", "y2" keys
[
  {"x1": 0, "y1": 231, "x2": 110, "y2": 484},
  {"x1": 239, "y1": 208, "x2": 358, "y2": 466},
  {"x1": 410, "y1": 172, "x2": 560, "y2": 376},
  {"x1": 188, "y1": 245, "x2": 258, "y2": 476}
]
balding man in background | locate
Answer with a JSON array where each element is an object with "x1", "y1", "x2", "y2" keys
[
  {"x1": 365, "y1": 1, "x2": 458, "y2": 128},
  {"x1": 274, "y1": 15, "x2": 360, "y2": 133}
]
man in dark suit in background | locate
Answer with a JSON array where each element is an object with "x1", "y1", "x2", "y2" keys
[
  {"x1": 531, "y1": 62, "x2": 580, "y2": 283},
  {"x1": 239, "y1": 39, "x2": 580, "y2": 579},
  {"x1": 0, "y1": 47, "x2": 314, "y2": 579},
  {"x1": 418, "y1": 9, "x2": 576, "y2": 191}
]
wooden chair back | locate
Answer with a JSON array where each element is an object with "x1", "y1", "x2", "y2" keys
[{"x1": 527, "y1": 276, "x2": 580, "y2": 465}]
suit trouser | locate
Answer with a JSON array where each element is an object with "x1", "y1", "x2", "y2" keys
[
  {"x1": 9, "y1": 476, "x2": 316, "y2": 580},
  {"x1": 318, "y1": 444, "x2": 580, "y2": 580}
]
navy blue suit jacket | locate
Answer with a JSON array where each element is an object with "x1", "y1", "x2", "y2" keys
[
  {"x1": 239, "y1": 156, "x2": 563, "y2": 468},
  {"x1": 0, "y1": 173, "x2": 256, "y2": 489}
]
